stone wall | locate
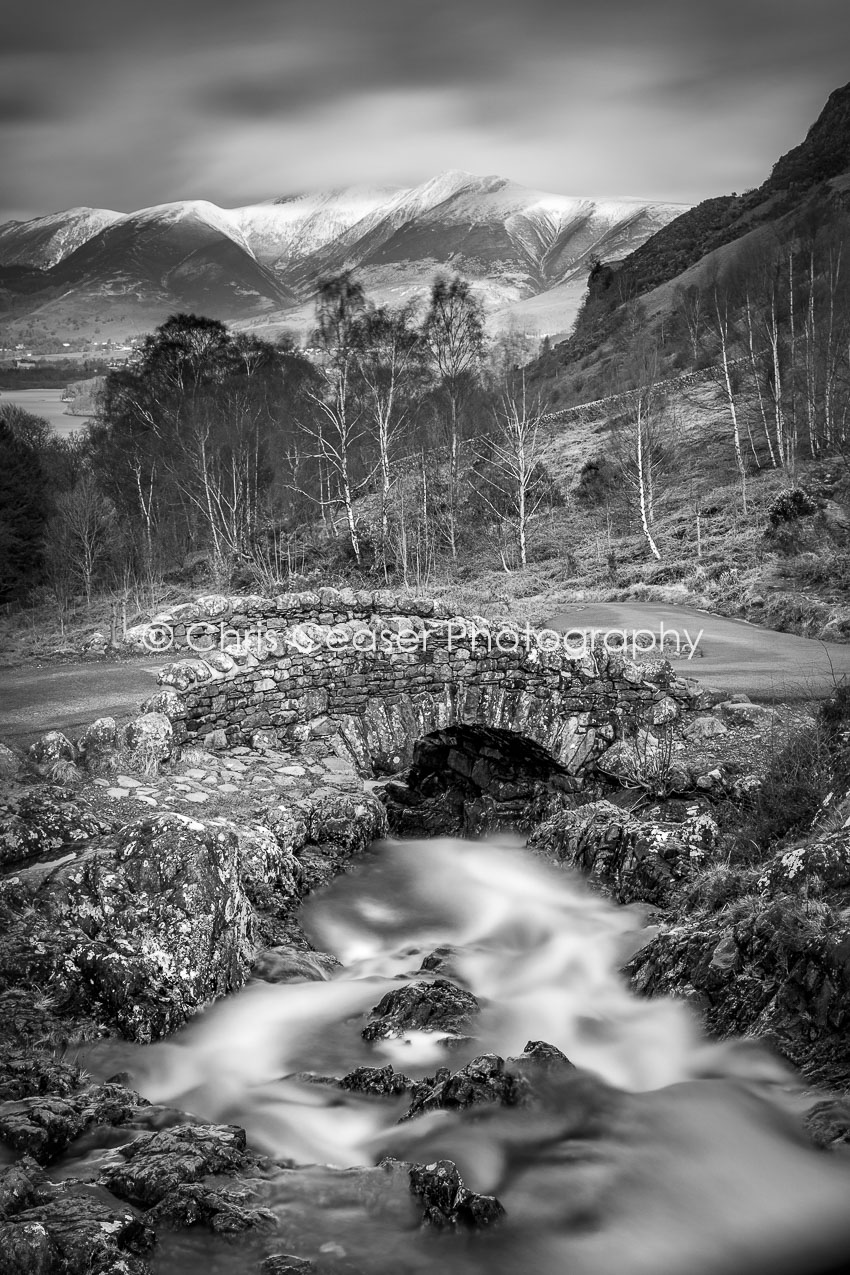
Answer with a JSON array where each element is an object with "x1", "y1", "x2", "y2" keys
[
  {"x1": 125, "y1": 589, "x2": 457, "y2": 655},
  {"x1": 143, "y1": 591, "x2": 714, "y2": 778}
]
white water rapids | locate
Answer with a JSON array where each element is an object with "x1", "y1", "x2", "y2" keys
[{"x1": 86, "y1": 839, "x2": 850, "y2": 1275}]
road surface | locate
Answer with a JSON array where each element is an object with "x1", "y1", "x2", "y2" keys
[
  {"x1": 545, "y1": 602, "x2": 850, "y2": 701},
  {"x1": 0, "y1": 660, "x2": 169, "y2": 746}
]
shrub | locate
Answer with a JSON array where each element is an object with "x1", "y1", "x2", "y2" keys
[
  {"x1": 766, "y1": 487, "x2": 817, "y2": 528},
  {"x1": 733, "y1": 688, "x2": 850, "y2": 862},
  {"x1": 573, "y1": 456, "x2": 621, "y2": 507}
]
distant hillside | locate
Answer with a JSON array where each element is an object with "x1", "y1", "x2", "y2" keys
[{"x1": 0, "y1": 174, "x2": 686, "y2": 347}]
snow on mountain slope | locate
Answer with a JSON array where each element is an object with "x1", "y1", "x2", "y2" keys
[
  {"x1": 32, "y1": 200, "x2": 292, "y2": 316},
  {"x1": 234, "y1": 187, "x2": 399, "y2": 266},
  {"x1": 0, "y1": 207, "x2": 123, "y2": 268},
  {"x1": 283, "y1": 172, "x2": 686, "y2": 295},
  {"x1": 125, "y1": 200, "x2": 258, "y2": 258},
  {"x1": 0, "y1": 172, "x2": 688, "y2": 342}
]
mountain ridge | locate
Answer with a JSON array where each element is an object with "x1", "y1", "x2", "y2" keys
[{"x1": 0, "y1": 173, "x2": 687, "y2": 344}]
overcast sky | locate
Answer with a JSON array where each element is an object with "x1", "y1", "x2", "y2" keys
[{"x1": 2, "y1": 0, "x2": 848, "y2": 222}]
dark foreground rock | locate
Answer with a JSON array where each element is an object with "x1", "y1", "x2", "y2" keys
[
  {"x1": 406, "y1": 1053, "x2": 530, "y2": 1119},
  {"x1": 362, "y1": 979, "x2": 480, "y2": 1042},
  {"x1": 0, "y1": 743, "x2": 390, "y2": 1270},
  {"x1": 0, "y1": 787, "x2": 386, "y2": 1045},
  {"x1": 100, "y1": 1122, "x2": 259, "y2": 1207},
  {"x1": 629, "y1": 828, "x2": 850, "y2": 1082},
  {"x1": 0, "y1": 1083, "x2": 137, "y2": 1164},
  {"x1": 262, "y1": 1256, "x2": 316, "y2": 1275},
  {"x1": 0, "y1": 1164, "x2": 156, "y2": 1275},
  {"x1": 0, "y1": 787, "x2": 113, "y2": 869},
  {"x1": 408, "y1": 1159, "x2": 505, "y2": 1231},
  {"x1": 530, "y1": 799, "x2": 719, "y2": 905}
]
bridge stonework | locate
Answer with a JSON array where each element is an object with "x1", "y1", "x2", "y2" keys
[{"x1": 140, "y1": 590, "x2": 710, "y2": 777}]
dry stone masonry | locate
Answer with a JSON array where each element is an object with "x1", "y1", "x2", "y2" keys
[{"x1": 140, "y1": 590, "x2": 714, "y2": 777}]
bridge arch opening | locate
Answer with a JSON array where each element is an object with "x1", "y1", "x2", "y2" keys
[{"x1": 381, "y1": 723, "x2": 583, "y2": 839}]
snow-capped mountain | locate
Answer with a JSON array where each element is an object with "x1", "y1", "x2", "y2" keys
[
  {"x1": 234, "y1": 186, "x2": 399, "y2": 268},
  {"x1": 0, "y1": 207, "x2": 123, "y2": 269},
  {"x1": 0, "y1": 173, "x2": 687, "y2": 341}
]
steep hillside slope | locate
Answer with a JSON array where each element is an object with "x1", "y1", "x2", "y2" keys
[{"x1": 537, "y1": 80, "x2": 850, "y2": 397}]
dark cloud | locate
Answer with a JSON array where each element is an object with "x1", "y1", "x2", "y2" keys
[
  {"x1": 2, "y1": 0, "x2": 849, "y2": 220},
  {"x1": 0, "y1": 89, "x2": 54, "y2": 126}
]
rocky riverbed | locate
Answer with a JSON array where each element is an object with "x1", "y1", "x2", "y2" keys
[{"x1": 2, "y1": 668, "x2": 850, "y2": 1274}]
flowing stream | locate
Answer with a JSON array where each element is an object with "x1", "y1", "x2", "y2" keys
[{"x1": 78, "y1": 839, "x2": 850, "y2": 1275}]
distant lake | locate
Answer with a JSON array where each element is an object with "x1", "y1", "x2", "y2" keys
[{"x1": 0, "y1": 388, "x2": 92, "y2": 436}]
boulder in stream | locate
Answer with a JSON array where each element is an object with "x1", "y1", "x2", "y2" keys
[
  {"x1": 408, "y1": 1159, "x2": 505, "y2": 1231},
  {"x1": 362, "y1": 979, "x2": 479, "y2": 1043}
]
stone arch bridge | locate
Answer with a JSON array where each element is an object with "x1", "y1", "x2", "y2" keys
[{"x1": 136, "y1": 589, "x2": 710, "y2": 778}]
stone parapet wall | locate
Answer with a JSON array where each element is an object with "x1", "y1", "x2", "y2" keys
[
  {"x1": 125, "y1": 588, "x2": 456, "y2": 654},
  {"x1": 145, "y1": 598, "x2": 715, "y2": 777}
]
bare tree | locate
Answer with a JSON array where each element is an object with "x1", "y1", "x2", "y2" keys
[
  {"x1": 710, "y1": 287, "x2": 749, "y2": 513},
  {"x1": 675, "y1": 285, "x2": 705, "y2": 362},
  {"x1": 298, "y1": 274, "x2": 368, "y2": 564},
  {"x1": 476, "y1": 376, "x2": 549, "y2": 568},
  {"x1": 46, "y1": 474, "x2": 115, "y2": 606},
  {"x1": 422, "y1": 275, "x2": 484, "y2": 560},
  {"x1": 609, "y1": 348, "x2": 673, "y2": 561},
  {"x1": 353, "y1": 303, "x2": 422, "y2": 575}
]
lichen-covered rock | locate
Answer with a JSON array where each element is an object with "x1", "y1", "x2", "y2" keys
[
  {"x1": 1, "y1": 1182, "x2": 155, "y2": 1275},
  {"x1": 682, "y1": 715, "x2": 729, "y2": 742},
  {"x1": 716, "y1": 701, "x2": 778, "y2": 729},
  {"x1": 629, "y1": 893, "x2": 850, "y2": 1078},
  {"x1": 302, "y1": 791, "x2": 387, "y2": 854},
  {"x1": 0, "y1": 1157, "x2": 49, "y2": 1219},
  {"x1": 294, "y1": 792, "x2": 387, "y2": 892},
  {"x1": 120, "y1": 714, "x2": 173, "y2": 775},
  {"x1": 362, "y1": 980, "x2": 479, "y2": 1042},
  {"x1": 262, "y1": 805, "x2": 309, "y2": 857},
  {"x1": 122, "y1": 622, "x2": 154, "y2": 652},
  {"x1": 0, "y1": 1215, "x2": 60, "y2": 1273},
  {"x1": 62, "y1": 813, "x2": 257, "y2": 1041},
  {"x1": 758, "y1": 829, "x2": 850, "y2": 894},
  {"x1": 530, "y1": 801, "x2": 718, "y2": 905},
  {"x1": 157, "y1": 661, "x2": 208, "y2": 693},
  {"x1": 139, "y1": 688, "x2": 184, "y2": 720},
  {"x1": 235, "y1": 823, "x2": 301, "y2": 913},
  {"x1": 77, "y1": 719, "x2": 120, "y2": 777},
  {"x1": 100, "y1": 1123, "x2": 253, "y2": 1206},
  {"x1": 0, "y1": 742, "x2": 23, "y2": 780},
  {"x1": 0, "y1": 787, "x2": 109, "y2": 869},
  {"x1": 28, "y1": 733, "x2": 75, "y2": 767},
  {"x1": 408, "y1": 1159, "x2": 505, "y2": 1231}
]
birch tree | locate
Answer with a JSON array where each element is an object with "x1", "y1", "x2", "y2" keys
[
  {"x1": 422, "y1": 275, "x2": 484, "y2": 560},
  {"x1": 352, "y1": 304, "x2": 422, "y2": 574},
  {"x1": 299, "y1": 274, "x2": 368, "y2": 564},
  {"x1": 710, "y1": 287, "x2": 749, "y2": 513},
  {"x1": 476, "y1": 376, "x2": 548, "y2": 568},
  {"x1": 610, "y1": 350, "x2": 671, "y2": 560}
]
